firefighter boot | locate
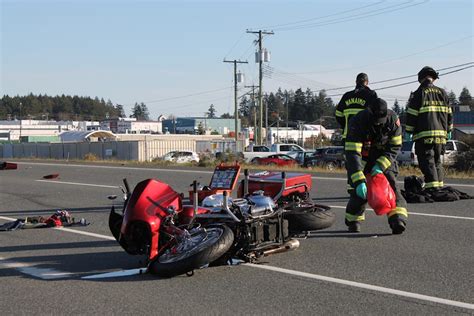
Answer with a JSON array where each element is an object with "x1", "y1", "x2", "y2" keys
[
  {"x1": 345, "y1": 219, "x2": 361, "y2": 233},
  {"x1": 388, "y1": 217, "x2": 406, "y2": 235}
]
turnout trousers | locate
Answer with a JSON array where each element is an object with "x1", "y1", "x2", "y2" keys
[
  {"x1": 345, "y1": 168, "x2": 408, "y2": 225},
  {"x1": 415, "y1": 141, "x2": 444, "y2": 189}
]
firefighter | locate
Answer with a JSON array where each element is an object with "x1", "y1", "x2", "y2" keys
[
  {"x1": 344, "y1": 98, "x2": 408, "y2": 234},
  {"x1": 406, "y1": 66, "x2": 453, "y2": 192},
  {"x1": 335, "y1": 73, "x2": 378, "y2": 140}
]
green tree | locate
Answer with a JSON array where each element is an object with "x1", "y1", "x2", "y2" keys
[
  {"x1": 459, "y1": 87, "x2": 473, "y2": 108},
  {"x1": 393, "y1": 99, "x2": 401, "y2": 115},
  {"x1": 447, "y1": 90, "x2": 458, "y2": 106},
  {"x1": 207, "y1": 104, "x2": 216, "y2": 118}
]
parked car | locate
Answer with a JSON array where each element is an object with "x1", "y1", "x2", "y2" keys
[
  {"x1": 306, "y1": 146, "x2": 345, "y2": 170},
  {"x1": 243, "y1": 143, "x2": 305, "y2": 162},
  {"x1": 251, "y1": 154, "x2": 299, "y2": 167},
  {"x1": 162, "y1": 151, "x2": 200, "y2": 164},
  {"x1": 396, "y1": 140, "x2": 470, "y2": 166},
  {"x1": 287, "y1": 151, "x2": 316, "y2": 167}
]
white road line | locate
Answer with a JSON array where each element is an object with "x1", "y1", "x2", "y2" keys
[
  {"x1": 35, "y1": 179, "x2": 120, "y2": 189},
  {"x1": 15, "y1": 161, "x2": 474, "y2": 188},
  {"x1": 82, "y1": 268, "x2": 145, "y2": 279},
  {"x1": 328, "y1": 205, "x2": 474, "y2": 221},
  {"x1": 244, "y1": 264, "x2": 474, "y2": 311},
  {"x1": 1, "y1": 215, "x2": 473, "y2": 309},
  {"x1": 0, "y1": 256, "x2": 75, "y2": 280}
]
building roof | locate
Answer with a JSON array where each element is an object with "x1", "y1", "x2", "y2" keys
[{"x1": 59, "y1": 130, "x2": 117, "y2": 142}]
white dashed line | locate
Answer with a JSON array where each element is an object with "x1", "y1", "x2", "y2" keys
[
  {"x1": 328, "y1": 205, "x2": 474, "y2": 221},
  {"x1": 1, "y1": 216, "x2": 473, "y2": 310},
  {"x1": 245, "y1": 264, "x2": 474, "y2": 311}
]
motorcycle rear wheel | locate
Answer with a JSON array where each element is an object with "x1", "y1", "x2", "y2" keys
[
  {"x1": 148, "y1": 225, "x2": 233, "y2": 278},
  {"x1": 284, "y1": 204, "x2": 335, "y2": 232}
]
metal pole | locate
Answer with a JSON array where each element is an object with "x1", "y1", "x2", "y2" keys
[
  {"x1": 19, "y1": 102, "x2": 22, "y2": 142},
  {"x1": 258, "y1": 31, "x2": 263, "y2": 145}
]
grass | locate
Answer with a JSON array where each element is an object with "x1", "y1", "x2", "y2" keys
[{"x1": 10, "y1": 156, "x2": 474, "y2": 179}]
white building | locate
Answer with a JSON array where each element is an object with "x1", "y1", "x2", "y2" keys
[
  {"x1": 0, "y1": 120, "x2": 100, "y2": 141},
  {"x1": 101, "y1": 118, "x2": 162, "y2": 134}
]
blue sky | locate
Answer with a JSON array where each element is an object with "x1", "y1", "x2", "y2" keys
[{"x1": 1, "y1": 0, "x2": 472, "y2": 119}]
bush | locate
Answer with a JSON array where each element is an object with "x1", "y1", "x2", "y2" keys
[
  {"x1": 215, "y1": 150, "x2": 244, "y2": 163},
  {"x1": 452, "y1": 149, "x2": 474, "y2": 172},
  {"x1": 198, "y1": 151, "x2": 216, "y2": 167},
  {"x1": 84, "y1": 153, "x2": 99, "y2": 161}
]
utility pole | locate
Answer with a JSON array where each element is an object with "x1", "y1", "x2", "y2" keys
[
  {"x1": 245, "y1": 84, "x2": 259, "y2": 144},
  {"x1": 223, "y1": 59, "x2": 248, "y2": 146},
  {"x1": 19, "y1": 102, "x2": 22, "y2": 142},
  {"x1": 247, "y1": 29, "x2": 274, "y2": 145}
]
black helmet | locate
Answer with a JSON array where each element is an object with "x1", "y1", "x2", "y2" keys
[
  {"x1": 417, "y1": 66, "x2": 439, "y2": 83},
  {"x1": 368, "y1": 98, "x2": 388, "y2": 124}
]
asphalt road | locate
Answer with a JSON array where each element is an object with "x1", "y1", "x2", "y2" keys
[{"x1": 1, "y1": 161, "x2": 473, "y2": 315}]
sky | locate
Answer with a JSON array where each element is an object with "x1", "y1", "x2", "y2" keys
[{"x1": 1, "y1": 0, "x2": 473, "y2": 119}]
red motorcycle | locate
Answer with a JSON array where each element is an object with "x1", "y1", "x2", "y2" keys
[{"x1": 109, "y1": 165, "x2": 334, "y2": 278}]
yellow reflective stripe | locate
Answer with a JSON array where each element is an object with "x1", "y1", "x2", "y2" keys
[
  {"x1": 376, "y1": 156, "x2": 391, "y2": 170},
  {"x1": 419, "y1": 106, "x2": 451, "y2": 113},
  {"x1": 406, "y1": 108, "x2": 419, "y2": 116},
  {"x1": 345, "y1": 142, "x2": 362, "y2": 153},
  {"x1": 335, "y1": 110, "x2": 344, "y2": 117},
  {"x1": 343, "y1": 108, "x2": 364, "y2": 115},
  {"x1": 390, "y1": 135, "x2": 402, "y2": 145},
  {"x1": 345, "y1": 213, "x2": 365, "y2": 222},
  {"x1": 388, "y1": 207, "x2": 408, "y2": 218},
  {"x1": 413, "y1": 130, "x2": 447, "y2": 140},
  {"x1": 351, "y1": 171, "x2": 365, "y2": 183},
  {"x1": 439, "y1": 181, "x2": 444, "y2": 187},
  {"x1": 425, "y1": 181, "x2": 442, "y2": 189},
  {"x1": 405, "y1": 125, "x2": 414, "y2": 132},
  {"x1": 422, "y1": 100, "x2": 445, "y2": 106},
  {"x1": 448, "y1": 107, "x2": 452, "y2": 114}
]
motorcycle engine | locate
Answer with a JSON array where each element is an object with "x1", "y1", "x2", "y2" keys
[
  {"x1": 246, "y1": 191, "x2": 276, "y2": 216},
  {"x1": 202, "y1": 194, "x2": 232, "y2": 212}
]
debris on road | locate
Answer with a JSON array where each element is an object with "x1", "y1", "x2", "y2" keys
[{"x1": 0, "y1": 210, "x2": 89, "y2": 231}]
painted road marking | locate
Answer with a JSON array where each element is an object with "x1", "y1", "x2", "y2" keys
[
  {"x1": 16, "y1": 161, "x2": 474, "y2": 188},
  {"x1": 35, "y1": 179, "x2": 120, "y2": 189},
  {"x1": 244, "y1": 264, "x2": 474, "y2": 311},
  {"x1": 1, "y1": 217, "x2": 472, "y2": 310},
  {"x1": 82, "y1": 268, "x2": 145, "y2": 279},
  {"x1": 0, "y1": 256, "x2": 75, "y2": 280},
  {"x1": 328, "y1": 205, "x2": 474, "y2": 221}
]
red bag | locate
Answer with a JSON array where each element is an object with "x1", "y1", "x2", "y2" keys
[{"x1": 366, "y1": 173, "x2": 396, "y2": 215}]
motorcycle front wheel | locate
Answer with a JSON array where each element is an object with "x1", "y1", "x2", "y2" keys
[
  {"x1": 148, "y1": 225, "x2": 234, "y2": 278},
  {"x1": 284, "y1": 204, "x2": 335, "y2": 233}
]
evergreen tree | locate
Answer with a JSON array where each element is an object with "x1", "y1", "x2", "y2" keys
[
  {"x1": 459, "y1": 87, "x2": 473, "y2": 108},
  {"x1": 393, "y1": 99, "x2": 401, "y2": 115},
  {"x1": 206, "y1": 104, "x2": 216, "y2": 118},
  {"x1": 115, "y1": 104, "x2": 126, "y2": 118},
  {"x1": 447, "y1": 90, "x2": 458, "y2": 106}
]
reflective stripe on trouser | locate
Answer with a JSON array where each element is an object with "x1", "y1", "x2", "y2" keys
[
  {"x1": 345, "y1": 169, "x2": 408, "y2": 223},
  {"x1": 414, "y1": 141, "x2": 444, "y2": 189},
  {"x1": 384, "y1": 170, "x2": 408, "y2": 221}
]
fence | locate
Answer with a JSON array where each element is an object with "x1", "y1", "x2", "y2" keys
[{"x1": 0, "y1": 139, "x2": 241, "y2": 162}]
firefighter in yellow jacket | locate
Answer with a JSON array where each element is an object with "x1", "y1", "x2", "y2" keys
[
  {"x1": 406, "y1": 66, "x2": 453, "y2": 191},
  {"x1": 345, "y1": 98, "x2": 408, "y2": 234}
]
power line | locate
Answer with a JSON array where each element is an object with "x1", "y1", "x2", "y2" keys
[
  {"x1": 327, "y1": 64, "x2": 473, "y2": 97},
  {"x1": 274, "y1": 0, "x2": 428, "y2": 31},
  {"x1": 323, "y1": 62, "x2": 474, "y2": 92},
  {"x1": 137, "y1": 86, "x2": 233, "y2": 105},
  {"x1": 258, "y1": 0, "x2": 386, "y2": 30},
  {"x1": 294, "y1": 35, "x2": 473, "y2": 75}
]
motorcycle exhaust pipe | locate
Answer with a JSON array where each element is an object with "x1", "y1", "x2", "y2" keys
[
  {"x1": 262, "y1": 239, "x2": 300, "y2": 257},
  {"x1": 223, "y1": 191, "x2": 240, "y2": 222}
]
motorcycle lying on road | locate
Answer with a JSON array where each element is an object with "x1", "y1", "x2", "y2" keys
[{"x1": 109, "y1": 165, "x2": 335, "y2": 278}]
